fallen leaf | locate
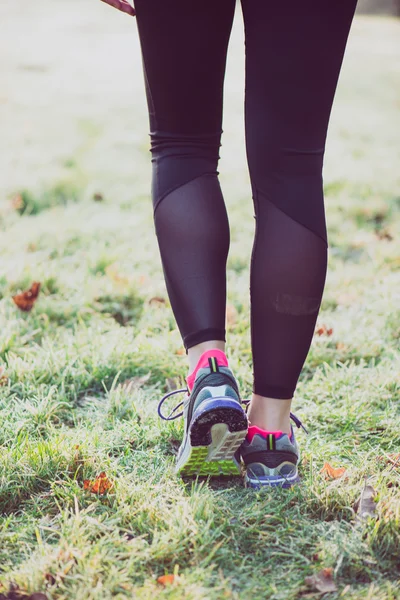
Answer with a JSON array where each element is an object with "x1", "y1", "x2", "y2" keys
[
  {"x1": 354, "y1": 482, "x2": 377, "y2": 521},
  {"x1": 12, "y1": 282, "x2": 41, "y2": 312},
  {"x1": 157, "y1": 574, "x2": 176, "y2": 587},
  {"x1": 0, "y1": 365, "x2": 9, "y2": 386},
  {"x1": 305, "y1": 567, "x2": 337, "y2": 594},
  {"x1": 11, "y1": 194, "x2": 24, "y2": 211},
  {"x1": 311, "y1": 553, "x2": 320, "y2": 562},
  {"x1": 336, "y1": 342, "x2": 347, "y2": 351},
  {"x1": 44, "y1": 573, "x2": 56, "y2": 585},
  {"x1": 315, "y1": 324, "x2": 333, "y2": 336},
  {"x1": 83, "y1": 472, "x2": 114, "y2": 495},
  {"x1": 321, "y1": 462, "x2": 346, "y2": 479},
  {"x1": 378, "y1": 453, "x2": 400, "y2": 468},
  {"x1": 376, "y1": 229, "x2": 393, "y2": 241},
  {"x1": 119, "y1": 372, "x2": 151, "y2": 392},
  {"x1": 93, "y1": 192, "x2": 104, "y2": 202},
  {"x1": 149, "y1": 296, "x2": 166, "y2": 306},
  {"x1": 175, "y1": 348, "x2": 185, "y2": 355}
]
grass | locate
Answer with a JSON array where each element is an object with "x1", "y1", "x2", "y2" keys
[{"x1": 0, "y1": 5, "x2": 400, "y2": 600}]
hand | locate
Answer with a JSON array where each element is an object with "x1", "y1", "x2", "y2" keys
[{"x1": 99, "y1": 0, "x2": 136, "y2": 17}]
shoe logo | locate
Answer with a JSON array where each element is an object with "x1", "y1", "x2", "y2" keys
[{"x1": 208, "y1": 357, "x2": 219, "y2": 373}]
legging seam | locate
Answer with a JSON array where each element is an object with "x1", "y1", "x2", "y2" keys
[
  {"x1": 250, "y1": 187, "x2": 261, "y2": 369},
  {"x1": 256, "y1": 186, "x2": 328, "y2": 248},
  {"x1": 153, "y1": 172, "x2": 217, "y2": 216}
]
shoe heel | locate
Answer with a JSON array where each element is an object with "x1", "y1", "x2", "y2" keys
[{"x1": 176, "y1": 398, "x2": 248, "y2": 477}]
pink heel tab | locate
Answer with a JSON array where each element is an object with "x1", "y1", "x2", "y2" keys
[
  {"x1": 186, "y1": 348, "x2": 228, "y2": 392},
  {"x1": 247, "y1": 426, "x2": 293, "y2": 443}
]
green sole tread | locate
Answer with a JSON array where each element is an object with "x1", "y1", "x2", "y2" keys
[{"x1": 177, "y1": 446, "x2": 241, "y2": 477}]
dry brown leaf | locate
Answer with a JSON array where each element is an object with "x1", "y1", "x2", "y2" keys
[
  {"x1": 378, "y1": 453, "x2": 400, "y2": 468},
  {"x1": 93, "y1": 192, "x2": 104, "y2": 202},
  {"x1": 12, "y1": 282, "x2": 41, "y2": 312},
  {"x1": 305, "y1": 567, "x2": 337, "y2": 594},
  {"x1": 44, "y1": 573, "x2": 56, "y2": 586},
  {"x1": 149, "y1": 296, "x2": 166, "y2": 306},
  {"x1": 315, "y1": 324, "x2": 333, "y2": 336},
  {"x1": 376, "y1": 228, "x2": 393, "y2": 241},
  {"x1": 119, "y1": 372, "x2": 151, "y2": 392},
  {"x1": 354, "y1": 482, "x2": 377, "y2": 521},
  {"x1": 83, "y1": 472, "x2": 114, "y2": 495},
  {"x1": 321, "y1": 462, "x2": 346, "y2": 480},
  {"x1": 0, "y1": 365, "x2": 9, "y2": 387},
  {"x1": 157, "y1": 574, "x2": 176, "y2": 587}
]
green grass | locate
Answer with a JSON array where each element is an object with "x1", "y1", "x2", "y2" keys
[{"x1": 0, "y1": 9, "x2": 400, "y2": 600}]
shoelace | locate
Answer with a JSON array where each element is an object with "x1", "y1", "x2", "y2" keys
[{"x1": 157, "y1": 387, "x2": 308, "y2": 434}]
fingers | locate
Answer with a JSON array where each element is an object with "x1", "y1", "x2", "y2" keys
[{"x1": 99, "y1": 0, "x2": 136, "y2": 17}]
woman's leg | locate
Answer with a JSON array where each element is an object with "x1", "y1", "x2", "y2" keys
[
  {"x1": 134, "y1": 0, "x2": 236, "y2": 372},
  {"x1": 240, "y1": 0, "x2": 358, "y2": 432}
]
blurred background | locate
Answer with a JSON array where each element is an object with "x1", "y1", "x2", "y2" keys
[{"x1": 1, "y1": 0, "x2": 399, "y2": 206}]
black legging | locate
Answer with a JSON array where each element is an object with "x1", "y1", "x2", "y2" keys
[{"x1": 134, "y1": 0, "x2": 357, "y2": 399}]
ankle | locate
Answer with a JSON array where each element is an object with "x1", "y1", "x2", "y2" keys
[
  {"x1": 247, "y1": 394, "x2": 292, "y2": 436},
  {"x1": 187, "y1": 341, "x2": 226, "y2": 375}
]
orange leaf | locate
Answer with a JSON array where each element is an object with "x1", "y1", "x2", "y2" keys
[
  {"x1": 157, "y1": 574, "x2": 176, "y2": 586},
  {"x1": 83, "y1": 472, "x2": 114, "y2": 495},
  {"x1": 315, "y1": 324, "x2": 333, "y2": 336},
  {"x1": 11, "y1": 193, "x2": 24, "y2": 211},
  {"x1": 12, "y1": 282, "x2": 41, "y2": 312},
  {"x1": 321, "y1": 462, "x2": 346, "y2": 479},
  {"x1": 305, "y1": 567, "x2": 337, "y2": 593}
]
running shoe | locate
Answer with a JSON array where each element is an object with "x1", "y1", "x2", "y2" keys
[
  {"x1": 239, "y1": 413, "x2": 307, "y2": 489},
  {"x1": 158, "y1": 349, "x2": 248, "y2": 477}
]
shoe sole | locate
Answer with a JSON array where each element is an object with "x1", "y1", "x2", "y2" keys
[
  {"x1": 176, "y1": 398, "x2": 248, "y2": 477},
  {"x1": 244, "y1": 470, "x2": 300, "y2": 489}
]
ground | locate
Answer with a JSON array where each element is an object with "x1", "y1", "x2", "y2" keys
[{"x1": 0, "y1": 2, "x2": 399, "y2": 599}]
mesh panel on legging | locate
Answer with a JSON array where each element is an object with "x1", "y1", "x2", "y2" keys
[
  {"x1": 154, "y1": 173, "x2": 230, "y2": 349},
  {"x1": 250, "y1": 190, "x2": 328, "y2": 399}
]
